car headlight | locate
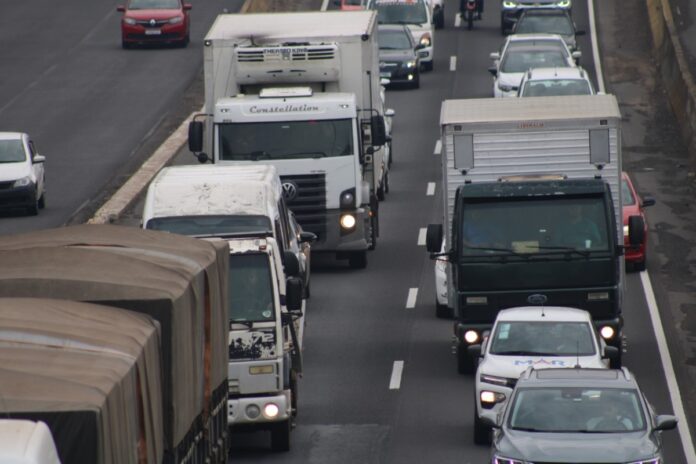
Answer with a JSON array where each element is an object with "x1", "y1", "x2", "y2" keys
[
  {"x1": 498, "y1": 82, "x2": 514, "y2": 92},
  {"x1": 405, "y1": 60, "x2": 417, "y2": 68},
  {"x1": 502, "y1": 1, "x2": 519, "y2": 8},
  {"x1": 419, "y1": 34, "x2": 431, "y2": 47},
  {"x1": 492, "y1": 457, "x2": 526, "y2": 464},
  {"x1": 13, "y1": 176, "x2": 33, "y2": 188},
  {"x1": 123, "y1": 17, "x2": 137, "y2": 25},
  {"x1": 480, "y1": 390, "x2": 506, "y2": 405},
  {"x1": 169, "y1": 16, "x2": 183, "y2": 24},
  {"x1": 623, "y1": 224, "x2": 629, "y2": 237}
]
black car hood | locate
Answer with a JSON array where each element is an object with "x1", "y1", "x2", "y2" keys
[
  {"x1": 496, "y1": 430, "x2": 659, "y2": 462},
  {"x1": 378, "y1": 49, "x2": 416, "y2": 62}
]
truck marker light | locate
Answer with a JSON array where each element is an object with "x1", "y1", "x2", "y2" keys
[
  {"x1": 340, "y1": 214, "x2": 356, "y2": 230},
  {"x1": 464, "y1": 330, "x2": 479, "y2": 344},
  {"x1": 263, "y1": 403, "x2": 280, "y2": 419},
  {"x1": 249, "y1": 365, "x2": 274, "y2": 375},
  {"x1": 246, "y1": 404, "x2": 261, "y2": 419},
  {"x1": 600, "y1": 326, "x2": 615, "y2": 340}
]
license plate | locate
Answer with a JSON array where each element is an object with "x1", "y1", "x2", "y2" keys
[{"x1": 145, "y1": 29, "x2": 162, "y2": 36}]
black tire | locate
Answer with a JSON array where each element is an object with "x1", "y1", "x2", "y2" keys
[
  {"x1": 633, "y1": 258, "x2": 646, "y2": 272},
  {"x1": 467, "y1": 11, "x2": 474, "y2": 30},
  {"x1": 348, "y1": 251, "x2": 368, "y2": 269},
  {"x1": 38, "y1": 192, "x2": 45, "y2": 209},
  {"x1": 435, "y1": 300, "x2": 453, "y2": 319},
  {"x1": 457, "y1": 342, "x2": 475, "y2": 375},
  {"x1": 270, "y1": 420, "x2": 291, "y2": 452},
  {"x1": 473, "y1": 409, "x2": 492, "y2": 445},
  {"x1": 388, "y1": 141, "x2": 393, "y2": 167},
  {"x1": 290, "y1": 369, "x2": 299, "y2": 419},
  {"x1": 412, "y1": 73, "x2": 420, "y2": 89},
  {"x1": 384, "y1": 172, "x2": 390, "y2": 194},
  {"x1": 122, "y1": 40, "x2": 131, "y2": 49},
  {"x1": 435, "y1": 10, "x2": 445, "y2": 29},
  {"x1": 500, "y1": 14, "x2": 507, "y2": 35},
  {"x1": 27, "y1": 193, "x2": 39, "y2": 216}
]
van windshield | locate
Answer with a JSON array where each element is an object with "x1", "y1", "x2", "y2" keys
[
  {"x1": 229, "y1": 253, "x2": 275, "y2": 323},
  {"x1": 218, "y1": 119, "x2": 354, "y2": 161},
  {"x1": 145, "y1": 215, "x2": 272, "y2": 236}
]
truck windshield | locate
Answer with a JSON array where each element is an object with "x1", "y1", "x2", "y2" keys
[
  {"x1": 489, "y1": 321, "x2": 596, "y2": 356},
  {"x1": 146, "y1": 215, "x2": 272, "y2": 236},
  {"x1": 459, "y1": 197, "x2": 610, "y2": 257},
  {"x1": 372, "y1": 0, "x2": 428, "y2": 25},
  {"x1": 229, "y1": 253, "x2": 275, "y2": 323},
  {"x1": 218, "y1": 119, "x2": 354, "y2": 161}
]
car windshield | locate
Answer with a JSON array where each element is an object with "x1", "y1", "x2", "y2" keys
[
  {"x1": 621, "y1": 179, "x2": 636, "y2": 206},
  {"x1": 521, "y1": 78, "x2": 592, "y2": 96},
  {"x1": 128, "y1": 0, "x2": 180, "y2": 9},
  {"x1": 145, "y1": 215, "x2": 272, "y2": 236},
  {"x1": 508, "y1": 387, "x2": 647, "y2": 432},
  {"x1": 379, "y1": 29, "x2": 413, "y2": 50},
  {"x1": 516, "y1": 15, "x2": 574, "y2": 35},
  {"x1": 218, "y1": 119, "x2": 354, "y2": 161},
  {"x1": 458, "y1": 197, "x2": 611, "y2": 256},
  {"x1": 372, "y1": 0, "x2": 428, "y2": 25},
  {"x1": 501, "y1": 47, "x2": 570, "y2": 73},
  {"x1": 229, "y1": 253, "x2": 275, "y2": 323},
  {"x1": 0, "y1": 140, "x2": 26, "y2": 163},
  {"x1": 489, "y1": 321, "x2": 597, "y2": 356}
]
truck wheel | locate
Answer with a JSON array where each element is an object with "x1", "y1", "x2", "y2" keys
[
  {"x1": 348, "y1": 251, "x2": 367, "y2": 269},
  {"x1": 473, "y1": 408, "x2": 492, "y2": 445},
  {"x1": 457, "y1": 342, "x2": 475, "y2": 375},
  {"x1": 270, "y1": 420, "x2": 291, "y2": 452},
  {"x1": 435, "y1": 300, "x2": 453, "y2": 319}
]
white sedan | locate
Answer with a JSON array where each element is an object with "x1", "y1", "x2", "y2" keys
[
  {"x1": 0, "y1": 132, "x2": 46, "y2": 216},
  {"x1": 517, "y1": 66, "x2": 596, "y2": 97},
  {"x1": 488, "y1": 33, "x2": 581, "y2": 97},
  {"x1": 470, "y1": 306, "x2": 619, "y2": 444}
]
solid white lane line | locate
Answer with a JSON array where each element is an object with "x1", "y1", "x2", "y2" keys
[
  {"x1": 640, "y1": 272, "x2": 696, "y2": 463},
  {"x1": 426, "y1": 182, "x2": 436, "y2": 196},
  {"x1": 587, "y1": 0, "x2": 606, "y2": 93},
  {"x1": 449, "y1": 56, "x2": 457, "y2": 72},
  {"x1": 454, "y1": 13, "x2": 462, "y2": 28},
  {"x1": 389, "y1": 361, "x2": 405, "y2": 390},
  {"x1": 434, "y1": 139, "x2": 442, "y2": 156},
  {"x1": 418, "y1": 228, "x2": 427, "y2": 246},
  {"x1": 406, "y1": 288, "x2": 418, "y2": 308}
]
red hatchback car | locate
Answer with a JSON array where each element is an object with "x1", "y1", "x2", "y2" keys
[
  {"x1": 621, "y1": 172, "x2": 655, "y2": 271},
  {"x1": 117, "y1": 0, "x2": 191, "y2": 49}
]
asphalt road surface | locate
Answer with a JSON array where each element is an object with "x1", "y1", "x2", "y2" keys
[{"x1": 2, "y1": 0, "x2": 695, "y2": 462}]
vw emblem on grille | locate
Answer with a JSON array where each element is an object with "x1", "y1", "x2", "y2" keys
[
  {"x1": 282, "y1": 182, "x2": 298, "y2": 201},
  {"x1": 150, "y1": 19, "x2": 156, "y2": 26}
]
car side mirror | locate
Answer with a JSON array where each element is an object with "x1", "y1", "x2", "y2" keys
[
  {"x1": 33, "y1": 154, "x2": 46, "y2": 164},
  {"x1": 283, "y1": 251, "x2": 301, "y2": 278},
  {"x1": 467, "y1": 344, "x2": 482, "y2": 359},
  {"x1": 415, "y1": 43, "x2": 426, "y2": 51},
  {"x1": 117, "y1": 5, "x2": 125, "y2": 12},
  {"x1": 641, "y1": 196, "x2": 656, "y2": 208},
  {"x1": 576, "y1": 29, "x2": 586, "y2": 36},
  {"x1": 488, "y1": 66, "x2": 498, "y2": 77},
  {"x1": 628, "y1": 215, "x2": 645, "y2": 247},
  {"x1": 285, "y1": 277, "x2": 303, "y2": 311},
  {"x1": 602, "y1": 345, "x2": 619, "y2": 360},
  {"x1": 385, "y1": 108, "x2": 396, "y2": 118},
  {"x1": 489, "y1": 52, "x2": 500, "y2": 61},
  {"x1": 426, "y1": 224, "x2": 443, "y2": 253},
  {"x1": 188, "y1": 120, "x2": 204, "y2": 153},
  {"x1": 299, "y1": 231, "x2": 317, "y2": 244},
  {"x1": 572, "y1": 51, "x2": 582, "y2": 61},
  {"x1": 183, "y1": 3, "x2": 192, "y2": 10},
  {"x1": 380, "y1": 78, "x2": 391, "y2": 86},
  {"x1": 654, "y1": 415, "x2": 678, "y2": 432}
]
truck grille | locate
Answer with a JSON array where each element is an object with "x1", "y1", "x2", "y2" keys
[{"x1": 280, "y1": 174, "x2": 327, "y2": 240}]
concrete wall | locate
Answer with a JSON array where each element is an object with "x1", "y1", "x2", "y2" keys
[{"x1": 646, "y1": 0, "x2": 696, "y2": 165}]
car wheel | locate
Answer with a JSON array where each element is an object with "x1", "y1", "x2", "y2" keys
[
  {"x1": 473, "y1": 408, "x2": 492, "y2": 445},
  {"x1": 377, "y1": 182, "x2": 386, "y2": 201},
  {"x1": 435, "y1": 300, "x2": 453, "y2": 319},
  {"x1": 384, "y1": 171, "x2": 390, "y2": 194},
  {"x1": 412, "y1": 73, "x2": 420, "y2": 89},
  {"x1": 388, "y1": 141, "x2": 393, "y2": 167},
  {"x1": 270, "y1": 420, "x2": 291, "y2": 452},
  {"x1": 457, "y1": 342, "x2": 475, "y2": 375},
  {"x1": 348, "y1": 251, "x2": 368, "y2": 269},
  {"x1": 633, "y1": 257, "x2": 646, "y2": 272}
]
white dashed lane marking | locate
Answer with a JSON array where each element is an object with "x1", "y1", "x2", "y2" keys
[
  {"x1": 418, "y1": 227, "x2": 427, "y2": 246},
  {"x1": 389, "y1": 361, "x2": 404, "y2": 390},
  {"x1": 406, "y1": 288, "x2": 418, "y2": 309},
  {"x1": 427, "y1": 182, "x2": 436, "y2": 196}
]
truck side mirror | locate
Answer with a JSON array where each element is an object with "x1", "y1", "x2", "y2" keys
[
  {"x1": 602, "y1": 345, "x2": 619, "y2": 361},
  {"x1": 467, "y1": 344, "x2": 482, "y2": 359},
  {"x1": 371, "y1": 115, "x2": 387, "y2": 147},
  {"x1": 188, "y1": 120, "x2": 204, "y2": 153},
  {"x1": 627, "y1": 215, "x2": 645, "y2": 247},
  {"x1": 285, "y1": 277, "x2": 303, "y2": 311},
  {"x1": 641, "y1": 196, "x2": 656, "y2": 208},
  {"x1": 426, "y1": 224, "x2": 443, "y2": 253},
  {"x1": 283, "y1": 251, "x2": 301, "y2": 278},
  {"x1": 299, "y1": 231, "x2": 317, "y2": 244}
]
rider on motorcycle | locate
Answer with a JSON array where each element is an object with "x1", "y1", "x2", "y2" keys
[{"x1": 459, "y1": 0, "x2": 483, "y2": 19}]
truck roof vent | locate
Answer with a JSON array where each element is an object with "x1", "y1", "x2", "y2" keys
[
  {"x1": 234, "y1": 44, "x2": 340, "y2": 85},
  {"x1": 498, "y1": 174, "x2": 568, "y2": 182}
]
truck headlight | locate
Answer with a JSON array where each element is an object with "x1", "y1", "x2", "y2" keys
[
  {"x1": 600, "y1": 326, "x2": 615, "y2": 340},
  {"x1": 405, "y1": 60, "x2": 416, "y2": 68},
  {"x1": 340, "y1": 213, "x2": 356, "y2": 230},
  {"x1": 502, "y1": 1, "x2": 519, "y2": 8},
  {"x1": 419, "y1": 34, "x2": 431, "y2": 47},
  {"x1": 13, "y1": 176, "x2": 33, "y2": 188},
  {"x1": 464, "y1": 330, "x2": 479, "y2": 344},
  {"x1": 245, "y1": 404, "x2": 261, "y2": 419},
  {"x1": 263, "y1": 403, "x2": 280, "y2": 419}
]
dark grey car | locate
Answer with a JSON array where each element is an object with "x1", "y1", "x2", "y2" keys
[
  {"x1": 512, "y1": 9, "x2": 584, "y2": 52},
  {"x1": 377, "y1": 25, "x2": 421, "y2": 89},
  {"x1": 487, "y1": 368, "x2": 678, "y2": 464},
  {"x1": 500, "y1": 0, "x2": 572, "y2": 34}
]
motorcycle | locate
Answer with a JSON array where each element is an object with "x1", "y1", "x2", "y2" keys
[{"x1": 462, "y1": 0, "x2": 478, "y2": 30}]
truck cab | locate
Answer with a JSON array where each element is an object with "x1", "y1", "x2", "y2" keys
[{"x1": 223, "y1": 237, "x2": 304, "y2": 452}]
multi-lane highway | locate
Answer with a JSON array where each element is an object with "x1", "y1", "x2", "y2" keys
[{"x1": 2, "y1": 0, "x2": 695, "y2": 462}]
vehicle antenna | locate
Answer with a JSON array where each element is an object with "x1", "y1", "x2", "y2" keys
[{"x1": 574, "y1": 340, "x2": 581, "y2": 369}]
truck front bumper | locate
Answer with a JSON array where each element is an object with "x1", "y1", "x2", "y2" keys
[
  {"x1": 228, "y1": 390, "x2": 291, "y2": 427},
  {"x1": 312, "y1": 208, "x2": 369, "y2": 253}
]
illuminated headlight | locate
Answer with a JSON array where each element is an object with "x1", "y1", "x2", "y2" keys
[
  {"x1": 405, "y1": 60, "x2": 417, "y2": 68},
  {"x1": 263, "y1": 403, "x2": 280, "y2": 419},
  {"x1": 493, "y1": 457, "x2": 526, "y2": 464},
  {"x1": 464, "y1": 330, "x2": 480, "y2": 344},
  {"x1": 407, "y1": 74, "x2": 414, "y2": 81},
  {"x1": 497, "y1": 82, "x2": 514, "y2": 92},
  {"x1": 168, "y1": 16, "x2": 184, "y2": 24},
  {"x1": 419, "y1": 35, "x2": 431, "y2": 47},
  {"x1": 249, "y1": 365, "x2": 274, "y2": 375},
  {"x1": 587, "y1": 292, "x2": 610, "y2": 301},
  {"x1": 627, "y1": 458, "x2": 660, "y2": 464},
  {"x1": 13, "y1": 176, "x2": 33, "y2": 188},
  {"x1": 623, "y1": 224, "x2": 630, "y2": 237},
  {"x1": 600, "y1": 325, "x2": 615, "y2": 340},
  {"x1": 480, "y1": 374, "x2": 510, "y2": 387},
  {"x1": 340, "y1": 214, "x2": 356, "y2": 230},
  {"x1": 480, "y1": 390, "x2": 506, "y2": 404},
  {"x1": 466, "y1": 296, "x2": 488, "y2": 305},
  {"x1": 245, "y1": 404, "x2": 261, "y2": 419},
  {"x1": 123, "y1": 17, "x2": 137, "y2": 25},
  {"x1": 502, "y1": 1, "x2": 519, "y2": 8}
]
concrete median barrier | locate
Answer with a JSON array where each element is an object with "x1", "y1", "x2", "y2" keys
[{"x1": 646, "y1": 0, "x2": 696, "y2": 166}]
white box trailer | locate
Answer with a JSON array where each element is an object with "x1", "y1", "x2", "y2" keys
[{"x1": 190, "y1": 11, "x2": 390, "y2": 269}]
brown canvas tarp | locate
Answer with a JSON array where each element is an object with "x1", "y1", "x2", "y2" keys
[
  {"x1": 0, "y1": 298, "x2": 163, "y2": 464},
  {"x1": 0, "y1": 224, "x2": 229, "y2": 460}
]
